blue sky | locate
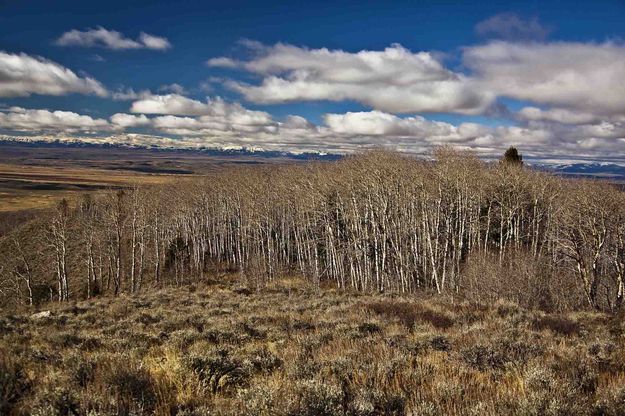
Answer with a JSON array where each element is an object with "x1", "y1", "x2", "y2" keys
[{"x1": 1, "y1": 0, "x2": 625, "y2": 161}]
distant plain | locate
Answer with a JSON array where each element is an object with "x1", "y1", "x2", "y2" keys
[{"x1": 0, "y1": 142, "x2": 291, "y2": 213}]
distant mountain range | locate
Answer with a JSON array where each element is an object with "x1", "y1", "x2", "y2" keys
[
  {"x1": 1, "y1": 137, "x2": 624, "y2": 179},
  {"x1": 0, "y1": 138, "x2": 341, "y2": 161},
  {"x1": 529, "y1": 161, "x2": 625, "y2": 179}
]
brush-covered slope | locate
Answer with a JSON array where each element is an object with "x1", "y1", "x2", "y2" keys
[{"x1": 1, "y1": 276, "x2": 625, "y2": 416}]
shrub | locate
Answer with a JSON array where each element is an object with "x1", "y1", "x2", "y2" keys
[
  {"x1": 101, "y1": 362, "x2": 158, "y2": 414},
  {"x1": 357, "y1": 322, "x2": 381, "y2": 335},
  {"x1": 64, "y1": 353, "x2": 95, "y2": 387},
  {"x1": 79, "y1": 336, "x2": 102, "y2": 351},
  {"x1": 570, "y1": 362, "x2": 598, "y2": 394},
  {"x1": 135, "y1": 312, "x2": 161, "y2": 325},
  {"x1": 366, "y1": 301, "x2": 418, "y2": 328},
  {"x1": 204, "y1": 329, "x2": 242, "y2": 344},
  {"x1": 523, "y1": 365, "x2": 556, "y2": 391},
  {"x1": 49, "y1": 332, "x2": 84, "y2": 348},
  {"x1": 29, "y1": 388, "x2": 80, "y2": 416},
  {"x1": 248, "y1": 348, "x2": 282, "y2": 373},
  {"x1": 418, "y1": 309, "x2": 454, "y2": 329},
  {"x1": 532, "y1": 315, "x2": 580, "y2": 336},
  {"x1": 237, "y1": 321, "x2": 266, "y2": 339},
  {"x1": 288, "y1": 380, "x2": 343, "y2": 416},
  {"x1": 461, "y1": 345, "x2": 506, "y2": 371},
  {"x1": 185, "y1": 351, "x2": 251, "y2": 394},
  {"x1": 292, "y1": 320, "x2": 316, "y2": 331},
  {"x1": 430, "y1": 335, "x2": 451, "y2": 352},
  {"x1": 349, "y1": 389, "x2": 405, "y2": 416},
  {"x1": 365, "y1": 301, "x2": 454, "y2": 329},
  {"x1": 0, "y1": 356, "x2": 30, "y2": 414},
  {"x1": 593, "y1": 387, "x2": 625, "y2": 416},
  {"x1": 239, "y1": 384, "x2": 278, "y2": 416}
]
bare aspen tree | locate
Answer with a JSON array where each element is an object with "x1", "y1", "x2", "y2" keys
[
  {"x1": 49, "y1": 199, "x2": 71, "y2": 301},
  {"x1": 2, "y1": 149, "x2": 625, "y2": 311}
]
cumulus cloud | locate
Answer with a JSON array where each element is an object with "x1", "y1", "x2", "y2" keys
[
  {"x1": 126, "y1": 111, "x2": 625, "y2": 158},
  {"x1": 517, "y1": 107, "x2": 600, "y2": 125},
  {"x1": 110, "y1": 113, "x2": 151, "y2": 128},
  {"x1": 56, "y1": 27, "x2": 171, "y2": 50},
  {"x1": 213, "y1": 43, "x2": 493, "y2": 114},
  {"x1": 149, "y1": 114, "x2": 275, "y2": 136},
  {"x1": 464, "y1": 41, "x2": 625, "y2": 117},
  {"x1": 0, "y1": 51, "x2": 107, "y2": 97},
  {"x1": 130, "y1": 94, "x2": 274, "y2": 126},
  {"x1": 324, "y1": 111, "x2": 460, "y2": 138},
  {"x1": 3, "y1": 83, "x2": 624, "y2": 160},
  {"x1": 209, "y1": 39, "x2": 625, "y2": 130},
  {"x1": 282, "y1": 115, "x2": 316, "y2": 130},
  {"x1": 138, "y1": 32, "x2": 172, "y2": 50},
  {"x1": 124, "y1": 100, "x2": 625, "y2": 157},
  {"x1": 475, "y1": 13, "x2": 551, "y2": 41},
  {"x1": 4, "y1": 104, "x2": 625, "y2": 160},
  {"x1": 131, "y1": 94, "x2": 217, "y2": 115},
  {"x1": 0, "y1": 107, "x2": 110, "y2": 132},
  {"x1": 123, "y1": 93, "x2": 279, "y2": 138}
]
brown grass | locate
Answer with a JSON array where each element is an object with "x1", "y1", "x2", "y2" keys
[
  {"x1": 1, "y1": 276, "x2": 624, "y2": 415},
  {"x1": 0, "y1": 163, "x2": 178, "y2": 212}
]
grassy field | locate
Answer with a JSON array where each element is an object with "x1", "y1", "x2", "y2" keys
[
  {"x1": 1, "y1": 276, "x2": 624, "y2": 415},
  {"x1": 0, "y1": 142, "x2": 304, "y2": 213},
  {"x1": 0, "y1": 162, "x2": 177, "y2": 212}
]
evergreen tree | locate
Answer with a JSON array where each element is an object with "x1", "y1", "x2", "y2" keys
[{"x1": 502, "y1": 146, "x2": 523, "y2": 166}]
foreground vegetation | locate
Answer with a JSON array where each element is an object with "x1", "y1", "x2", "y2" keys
[{"x1": 2, "y1": 276, "x2": 625, "y2": 415}]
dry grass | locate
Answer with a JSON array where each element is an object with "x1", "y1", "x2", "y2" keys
[
  {"x1": 1, "y1": 277, "x2": 625, "y2": 415},
  {"x1": 0, "y1": 163, "x2": 179, "y2": 212}
]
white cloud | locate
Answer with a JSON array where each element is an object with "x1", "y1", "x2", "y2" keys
[
  {"x1": 517, "y1": 107, "x2": 600, "y2": 125},
  {"x1": 324, "y1": 111, "x2": 459, "y2": 138},
  {"x1": 0, "y1": 107, "x2": 110, "y2": 132},
  {"x1": 110, "y1": 113, "x2": 150, "y2": 128},
  {"x1": 138, "y1": 32, "x2": 171, "y2": 50},
  {"x1": 131, "y1": 94, "x2": 215, "y2": 115},
  {"x1": 211, "y1": 40, "x2": 625, "y2": 128},
  {"x1": 129, "y1": 94, "x2": 274, "y2": 126},
  {"x1": 464, "y1": 41, "x2": 625, "y2": 117},
  {"x1": 4, "y1": 105, "x2": 625, "y2": 159},
  {"x1": 206, "y1": 57, "x2": 239, "y2": 68},
  {"x1": 56, "y1": 27, "x2": 171, "y2": 50},
  {"x1": 111, "y1": 87, "x2": 151, "y2": 101},
  {"x1": 123, "y1": 94, "x2": 279, "y2": 137},
  {"x1": 576, "y1": 121, "x2": 625, "y2": 139},
  {"x1": 158, "y1": 83, "x2": 188, "y2": 95},
  {"x1": 214, "y1": 43, "x2": 493, "y2": 114},
  {"x1": 475, "y1": 13, "x2": 550, "y2": 41},
  {"x1": 0, "y1": 51, "x2": 107, "y2": 97},
  {"x1": 282, "y1": 115, "x2": 316, "y2": 130}
]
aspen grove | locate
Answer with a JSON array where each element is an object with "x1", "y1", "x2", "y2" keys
[{"x1": 2, "y1": 149, "x2": 624, "y2": 312}]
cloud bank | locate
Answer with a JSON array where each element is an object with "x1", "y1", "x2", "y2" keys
[
  {"x1": 210, "y1": 43, "x2": 493, "y2": 114},
  {"x1": 464, "y1": 41, "x2": 625, "y2": 117},
  {"x1": 3, "y1": 93, "x2": 625, "y2": 161},
  {"x1": 207, "y1": 39, "x2": 625, "y2": 124},
  {"x1": 0, "y1": 107, "x2": 110, "y2": 132}
]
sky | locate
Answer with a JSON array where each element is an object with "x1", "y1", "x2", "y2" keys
[{"x1": 1, "y1": 0, "x2": 625, "y2": 163}]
